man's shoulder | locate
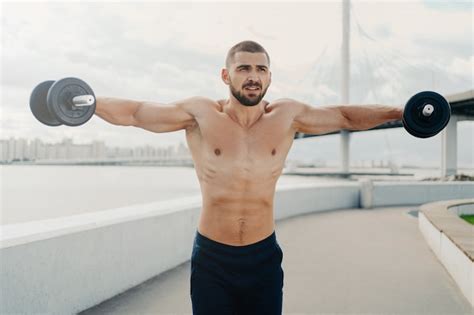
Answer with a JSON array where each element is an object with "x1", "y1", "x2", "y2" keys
[
  {"x1": 179, "y1": 96, "x2": 221, "y2": 113},
  {"x1": 182, "y1": 96, "x2": 217, "y2": 106},
  {"x1": 267, "y1": 98, "x2": 302, "y2": 114}
]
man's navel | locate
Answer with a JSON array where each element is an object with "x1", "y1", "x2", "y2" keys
[
  {"x1": 238, "y1": 218, "x2": 246, "y2": 243},
  {"x1": 271, "y1": 148, "x2": 276, "y2": 156},
  {"x1": 214, "y1": 148, "x2": 221, "y2": 156}
]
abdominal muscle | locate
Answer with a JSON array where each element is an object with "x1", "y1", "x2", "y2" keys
[{"x1": 197, "y1": 178, "x2": 277, "y2": 246}]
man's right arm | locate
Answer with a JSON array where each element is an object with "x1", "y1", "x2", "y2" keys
[{"x1": 95, "y1": 96, "x2": 202, "y2": 132}]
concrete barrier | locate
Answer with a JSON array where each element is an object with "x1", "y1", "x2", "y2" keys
[
  {"x1": 1, "y1": 181, "x2": 473, "y2": 314},
  {"x1": 418, "y1": 199, "x2": 474, "y2": 307},
  {"x1": 360, "y1": 181, "x2": 474, "y2": 208},
  {"x1": 273, "y1": 182, "x2": 359, "y2": 220},
  {"x1": 0, "y1": 196, "x2": 202, "y2": 315}
]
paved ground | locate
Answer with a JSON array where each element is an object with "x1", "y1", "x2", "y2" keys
[{"x1": 80, "y1": 206, "x2": 474, "y2": 315}]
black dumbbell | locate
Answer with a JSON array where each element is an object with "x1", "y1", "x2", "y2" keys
[
  {"x1": 403, "y1": 91, "x2": 451, "y2": 138},
  {"x1": 30, "y1": 77, "x2": 96, "y2": 127}
]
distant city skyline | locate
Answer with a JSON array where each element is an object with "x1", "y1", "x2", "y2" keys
[
  {"x1": 0, "y1": 137, "x2": 191, "y2": 162},
  {"x1": 1, "y1": 133, "x2": 472, "y2": 171}
]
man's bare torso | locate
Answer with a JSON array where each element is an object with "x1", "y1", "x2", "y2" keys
[{"x1": 185, "y1": 99, "x2": 297, "y2": 246}]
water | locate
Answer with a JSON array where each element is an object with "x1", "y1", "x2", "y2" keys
[
  {"x1": 0, "y1": 165, "x2": 341, "y2": 225},
  {"x1": 1, "y1": 165, "x2": 471, "y2": 225}
]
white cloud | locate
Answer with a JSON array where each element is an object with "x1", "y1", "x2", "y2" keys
[{"x1": 448, "y1": 55, "x2": 474, "y2": 78}]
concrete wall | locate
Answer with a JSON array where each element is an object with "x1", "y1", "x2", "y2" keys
[
  {"x1": 360, "y1": 181, "x2": 474, "y2": 208},
  {"x1": 419, "y1": 211, "x2": 474, "y2": 307},
  {"x1": 1, "y1": 181, "x2": 473, "y2": 314},
  {"x1": 448, "y1": 203, "x2": 474, "y2": 216},
  {"x1": 1, "y1": 196, "x2": 202, "y2": 315},
  {"x1": 273, "y1": 182, "x2": 359, "y2": 220}
]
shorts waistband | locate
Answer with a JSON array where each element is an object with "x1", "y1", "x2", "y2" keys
[{"x1": 194, "y1": 230, "x2": 277, "y2": 253}]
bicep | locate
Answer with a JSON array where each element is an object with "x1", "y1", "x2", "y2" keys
[
  {"x1": 132, "y1": 97, "x2": 199, "y2": 133},
  {"x1": 292, "y1": 101, "x2": 350, "y2": 135}
]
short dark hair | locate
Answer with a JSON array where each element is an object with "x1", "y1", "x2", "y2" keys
[{"x1": 225, "y1": 40, "x2": 270, "y2": 69}]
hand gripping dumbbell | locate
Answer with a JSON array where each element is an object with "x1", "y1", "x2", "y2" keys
[
  {"x1": 29, "y1": 77, "x2": 96, "y2": 126},
  {"x1": 402, "y1": 91, "x2": 451, "y2": 138}
]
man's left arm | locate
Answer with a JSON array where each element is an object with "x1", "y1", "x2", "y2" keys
[
  {"x1": 289, "y1": 99, "x2": 404, "y2": 135},
  {"x1": 340, "y1": 104, "x2": 404, "y2": 130}
]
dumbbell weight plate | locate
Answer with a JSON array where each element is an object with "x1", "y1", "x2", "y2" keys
[
  {"x1": 30, "y1": 80, "x2": 62, "y2": 126},
  {"x1": 403, "y1": 91, "x2": 451, "y2": 138},
  {"x1": 47, "y1": 77, "x2": 96, "y2": 126}
]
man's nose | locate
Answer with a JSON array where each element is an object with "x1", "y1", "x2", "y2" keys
[
  {"x1": 247, "y1": 75, "x2": 260, "y2": 84},
  {"x1": 248, "y1": 69, "x2": 261, "y2": 80}
]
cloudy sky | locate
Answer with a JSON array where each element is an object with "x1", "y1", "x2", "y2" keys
[{"x1": 1, "y1": 0, "x2": 472, "y2": 167}]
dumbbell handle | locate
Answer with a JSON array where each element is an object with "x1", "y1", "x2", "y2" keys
[
  {"x1": 72, "y1": 95, "x2": 95, "y2": 107},
  {"x1": 422, "y1": 104, "x2": 434, "y2": 117}
]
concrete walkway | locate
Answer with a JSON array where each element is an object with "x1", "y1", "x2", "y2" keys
[{"x1": 80, "y1": 206, "x2": 474, "y2": 315}]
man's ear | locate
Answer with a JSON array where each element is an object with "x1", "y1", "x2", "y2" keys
[{"x1": 221, "y1": 68, "x2": 230, "y2": 85}]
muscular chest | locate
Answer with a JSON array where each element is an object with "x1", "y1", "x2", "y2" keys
[{"x1": 186, "y1": 107, "x2": 295, "y2": 168}]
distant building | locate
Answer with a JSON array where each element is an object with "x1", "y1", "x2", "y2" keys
[{"x1": 0, "y1": 137, "x2": 191, "y2": 163}]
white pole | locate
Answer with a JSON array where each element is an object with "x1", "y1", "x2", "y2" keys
[
  {"x1": 441, "y1": 116, "x2": 458, "y2": 177},
  {"x1": 341, "y1": 0, "x2": 351, "y2": 173}
]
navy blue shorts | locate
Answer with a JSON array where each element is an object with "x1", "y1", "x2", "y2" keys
[{"x1": 190, "y1": 230, "x2": 284, "y2": 315}]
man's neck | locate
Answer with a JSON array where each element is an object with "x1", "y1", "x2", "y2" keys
[{"x1": 223, "y1": 97, "x2": 266, "y2": 128}]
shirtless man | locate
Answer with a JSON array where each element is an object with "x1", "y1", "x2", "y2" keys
[{"x1": 95, "y1": 40, "x2": 403, "y2": 315}]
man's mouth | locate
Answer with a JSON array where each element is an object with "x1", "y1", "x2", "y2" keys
[{"x1": 244, "y1": 86, "x2": 260, "y2": 91}]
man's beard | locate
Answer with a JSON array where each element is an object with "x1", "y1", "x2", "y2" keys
[{"x1": 229, "y1": 82, "x2": 269, "y2": 107}]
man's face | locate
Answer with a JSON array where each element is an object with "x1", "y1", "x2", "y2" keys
[{"x1": 222, "y1": 52, "x2": 271, "y2": 107}]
